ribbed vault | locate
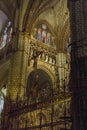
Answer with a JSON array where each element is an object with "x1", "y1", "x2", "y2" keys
[{"x1": 23, "y1": 0, "x2": 70, "y2": 52}]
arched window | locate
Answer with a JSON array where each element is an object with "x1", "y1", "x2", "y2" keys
[
  {"x1": 32, "y1": 23, "x2": 54, "y2": 47},
  {"x1": 42, "y1": 30, "x2": 46, "y2": 43},
  {"x1": 37, "y1": 28, "x2": 42, "y2": 41},
  {"x1": 0, "y1": 21, "x2": 13, "y2": 50},
  {"x1": 7, "y1": 27, "x2": 13, "y2": 42},
  {"x1": 0, "y1": 84, "x2": 7, "y2": 115}
]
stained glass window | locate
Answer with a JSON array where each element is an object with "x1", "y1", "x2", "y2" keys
[
  {"x1": 37, "y1": 28, "x2": 42, "y2": 41},
  {"x1": 32, "y1": 24, "x2": 51, "y2": 44},
  {"x1": 42, "y1": 24, "x2": 47, "y2": 30},
  {"x1": 7, "y1": 27, "x2": 13, "y2": 42},
  {"x1": 0, "y1": 84, "x2": 7, "y2": 115},
  {"x1": 0, "y1": 21, "x2": 12, "y2": 50},
  {"x1": 32, "y1": 23, "x2": 55, "y2": 47},
  {"x1": 42, "y1": 30, "x2": 46, "y2": 43}
]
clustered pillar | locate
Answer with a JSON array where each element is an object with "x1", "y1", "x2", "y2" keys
[
  {"x1": 7, "y1": 32, "x2": 30, "y2": 101},
  {"x1": 68, "y1": 0, "x2": 87, "y2": 130}
]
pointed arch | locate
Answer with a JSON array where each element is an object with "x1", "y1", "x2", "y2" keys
[{"x1": 32, "y1": 19, "x2": 56, "y2": 37}]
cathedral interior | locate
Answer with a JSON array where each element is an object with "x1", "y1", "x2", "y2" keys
[{"x1": 0, "y1": 0, "x2": 87, "y2": 130}]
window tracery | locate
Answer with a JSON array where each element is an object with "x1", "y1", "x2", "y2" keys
[{"x1": 31, "y1": 23, "x2": 55, "y2": 47}]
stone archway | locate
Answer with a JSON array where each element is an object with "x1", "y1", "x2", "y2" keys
[{"x1": 26, "y1": 69, "x2": 53, "y2": 102}]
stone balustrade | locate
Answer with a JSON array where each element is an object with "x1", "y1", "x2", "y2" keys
[{"x1": 29, "y1": 38, "x2": 57, "y2": 65}]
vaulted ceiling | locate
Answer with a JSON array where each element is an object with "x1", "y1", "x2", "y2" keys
[
  {"x1": 24, "y1": 0, "x2": 70, "y2": 51},
  {"x1": 0, "y1": 0, "x2": 70, "y2": 92},
  {"x1": 0, "y1": 0, "x2": 70, "y2": 48},
  {"x1": 0, "y1": 0, "x2": 16, "y2": 21}
]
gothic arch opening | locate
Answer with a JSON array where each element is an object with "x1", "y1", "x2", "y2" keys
[
  {"x1": 31, "y1": 21, "x2": 56, "y2": 48},
  {"x1": 26, "y1": 69, "x2": 53, "y2": 102}
]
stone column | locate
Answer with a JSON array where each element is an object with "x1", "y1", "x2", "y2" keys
[
  {"x1": 68, "y1": 0, "x2": 87, "y2": 130},
  {"x1": 7, "y1": 32, "x2": 30, "y2": 101}
]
